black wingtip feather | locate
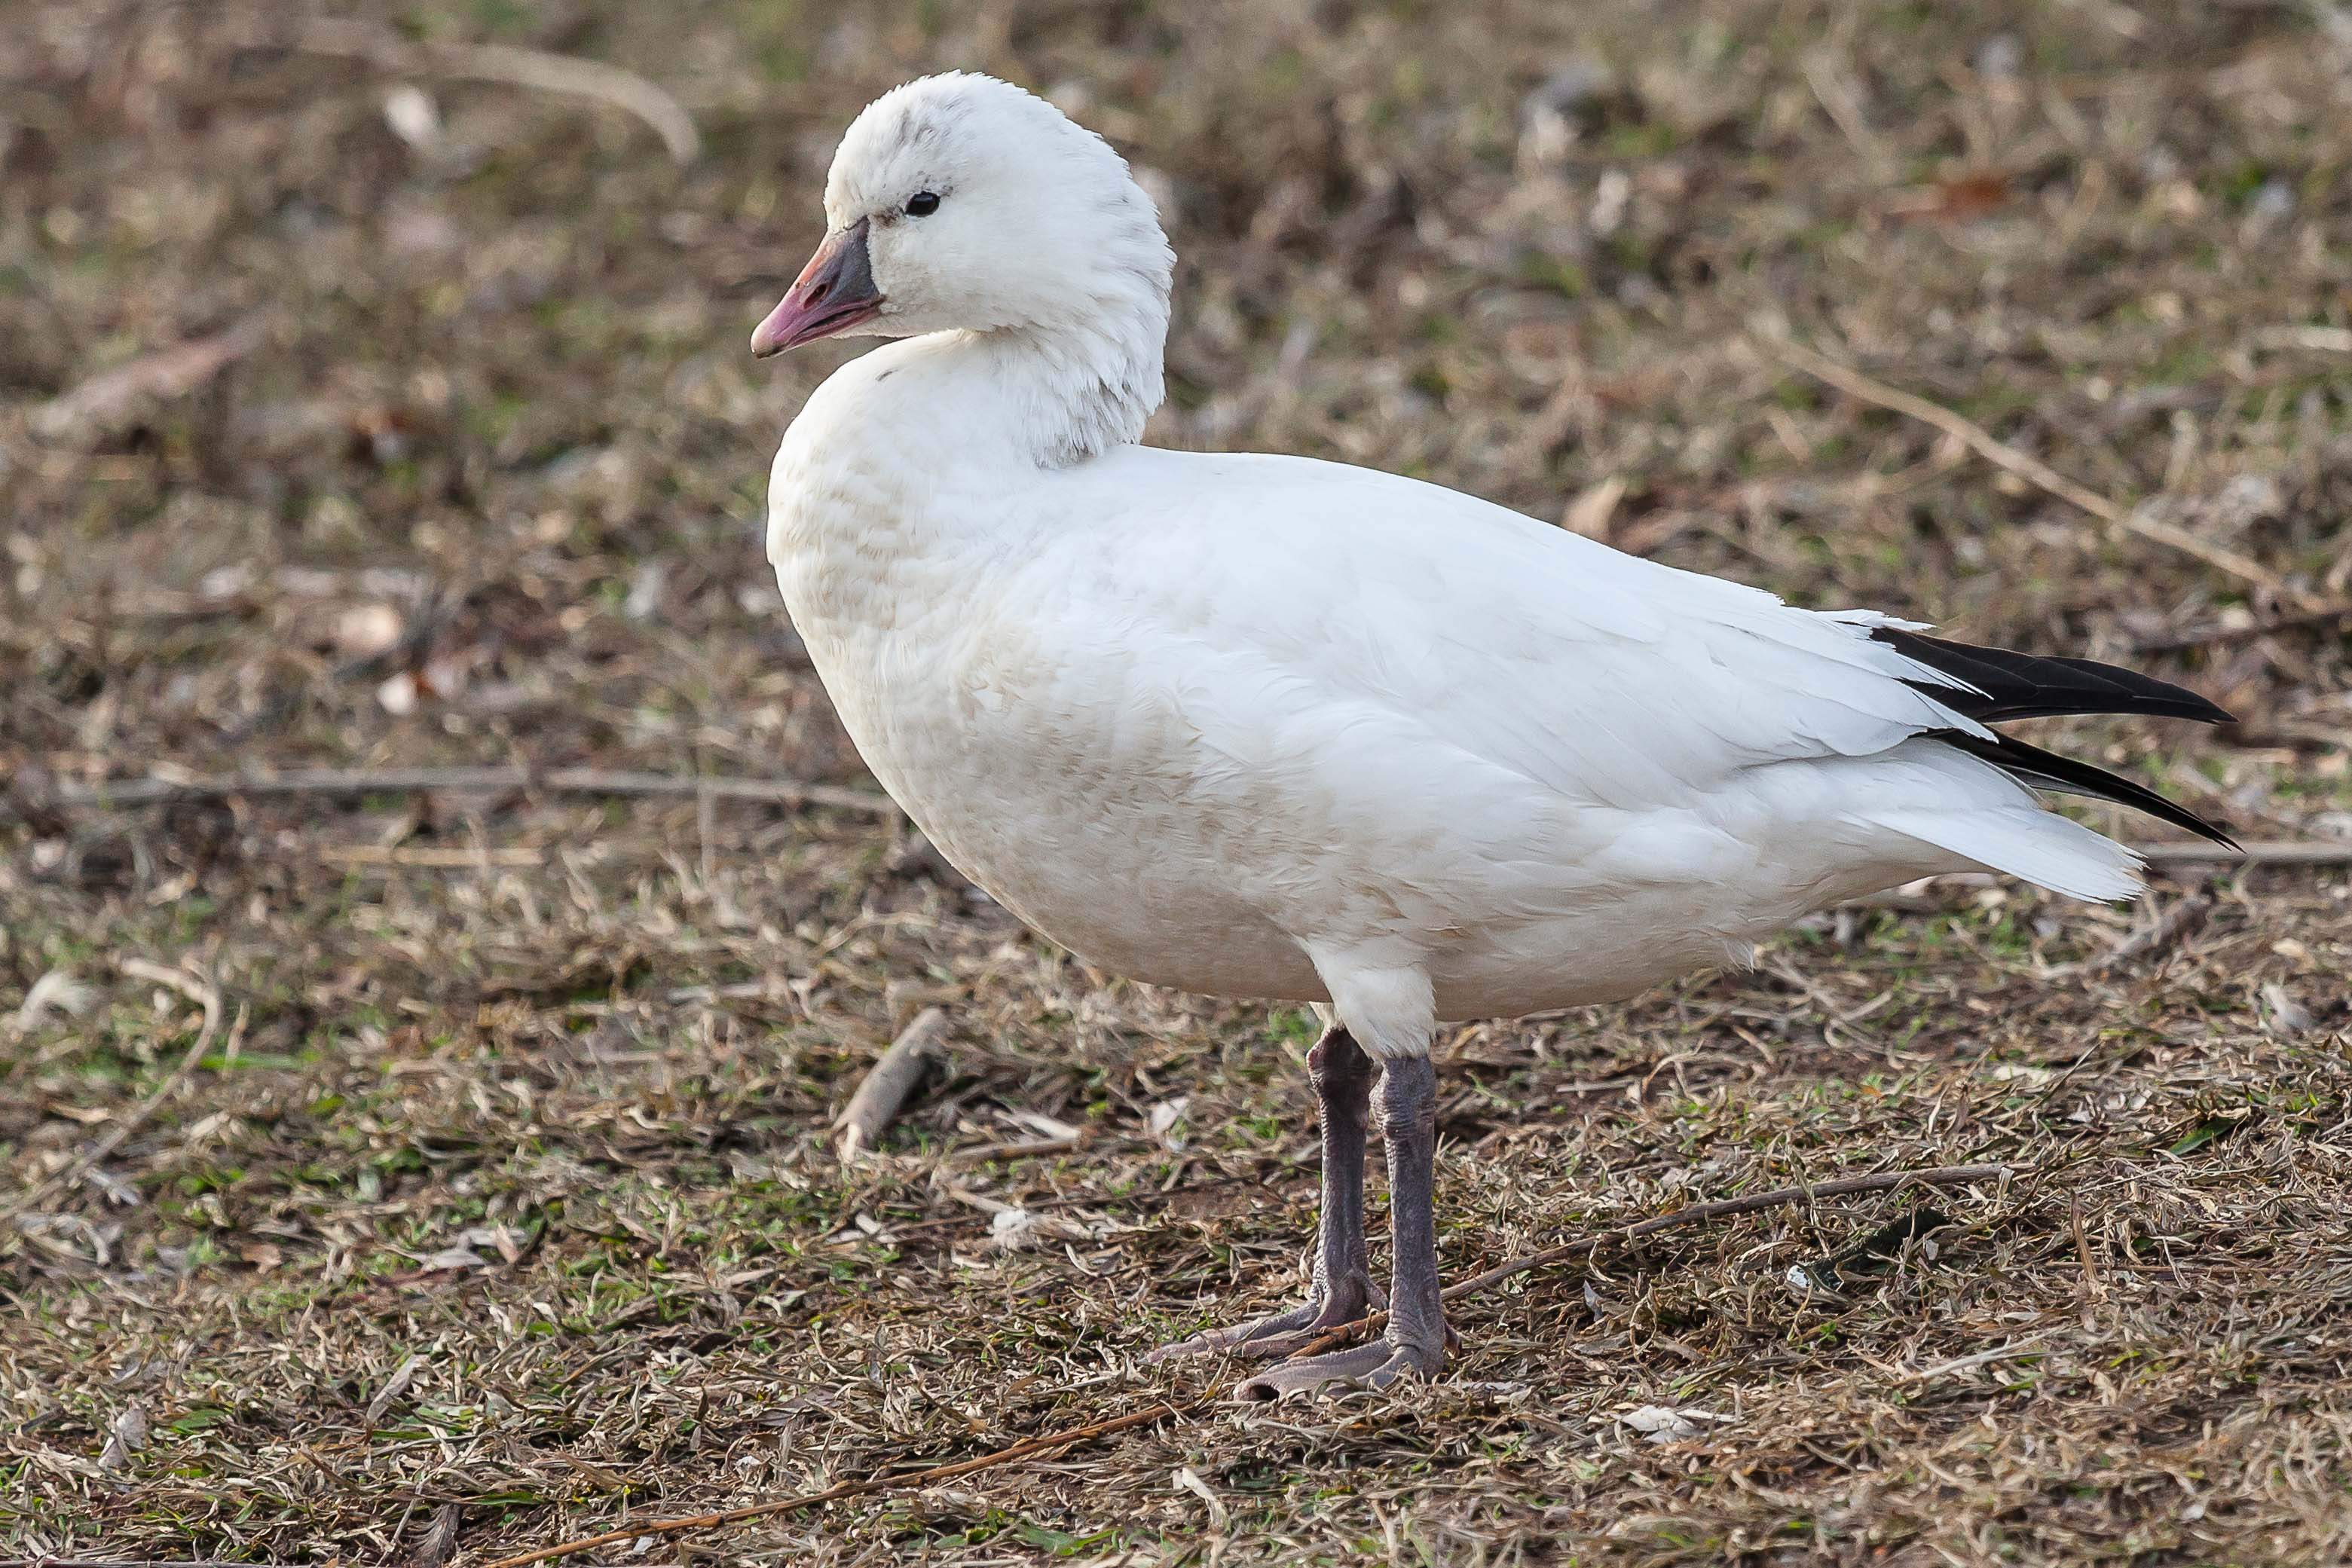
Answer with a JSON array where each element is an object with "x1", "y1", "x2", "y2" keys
[
  {"x1": 1873, "y1": 628, "x2": 2234, "y2": 726},
  {"x1": 1859, "y1": 626, "x2": 2236, "y2": 850},
  {"x1": 1939, "y1": 730, "x2": 2240, "y2": 850}
]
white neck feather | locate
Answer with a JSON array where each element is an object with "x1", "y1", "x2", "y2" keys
[
  {"x1": 975, "y1": 285, "x2": 1167, "y2": 467},
  {"x1": 988, "y1": 319, "x2": 1163, "y2": 465}
]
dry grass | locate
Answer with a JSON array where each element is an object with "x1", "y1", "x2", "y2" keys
[{"x1": 5, "y1": 1, "x2": 2351, "y2": 1563}]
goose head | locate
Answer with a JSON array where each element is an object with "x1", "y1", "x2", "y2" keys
[{"x1": 751, "y1": 72, "x2": 1175, "y2": 358}]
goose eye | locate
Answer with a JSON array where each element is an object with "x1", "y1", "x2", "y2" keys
[{"x1": 905, "y1": 191, "x2": 941, "y2": 217}]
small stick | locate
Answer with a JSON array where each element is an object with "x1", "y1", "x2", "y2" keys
[
  {"x1": 293, "y1": 20, "x2": 700, "y2": 164},
  {"x1": 470, "y1": 1160, "x2": 2014, "y2": 1568},
  {"x1": 1, "y1": 964, "x2": 227, "y2": 1222},
  {"x1": 2139, "y1": 839, "x2": 2352, "y2": 867},
  {"x1": 31, "y1": 316, "x2": 271, "y2": 442},
  {"x1": 2069, "y1": 1194, "x2": 2106, "y2": 1304},
  {"x1": 17, "y1": 766, "x2": 897, "y2": 819},
  {"x1": 1901, "y1": 1331, "x2": 2053, "y2": 1384},
  {"x1": 323, "y1": 845, "x2": 543, "y2": 869},
  {"x1": 2250, "y1": 325, "x2": 2352, "y2": 354},
  {"x1": 944, "y1": 1133, "x2": 1082, "y2": 1166},
  {"x1": 2127, "y1": 604, "x2": 2352, "y2": 653},
  {"x1": 836, "y1": 1007, "x2": 950, "y2": 1157},
  {"x1": 1761, "y1": 337, "x2": 2319, "y2": 608}
]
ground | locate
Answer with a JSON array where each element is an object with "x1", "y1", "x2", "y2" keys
[{"x1": 4, "y1": 1, "x2": 2351, "y2": 1563}]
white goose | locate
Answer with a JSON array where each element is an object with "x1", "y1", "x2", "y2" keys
[{"x1": 751, "y1": 73, "x2": 2232, "y2": 1397}]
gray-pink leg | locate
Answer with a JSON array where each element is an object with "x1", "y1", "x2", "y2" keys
[
  {"x1": 1236, "y1": 1053, "x2": 1447, "y2": 1398},
  {"x1": 1148, "y1": 1027, "x2": 1383, "y2": 1362}
]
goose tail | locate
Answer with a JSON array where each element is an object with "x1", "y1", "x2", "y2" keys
[{"x1": 1858, "y1": 628, "x2": 2234, "y2": 902}]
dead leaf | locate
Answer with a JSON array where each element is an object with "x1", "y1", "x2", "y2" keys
[
  {"x1": 410, "y1": 1501, "x2": 462, "y2": 1567},
  {"x1": 2261, "y1": 981, "x2": 2314, "y2": 1035},
  {"x1": 98, "y1": 1401, "x2": 148, "y2": 1473},
  {"x1": 1615, "y1": 1404, "x2": 1737, "y2": 1443},
  {"x1": 417, "y1": 1244, "x2": 486, "y2": 1271},
  {"x1": 456, "y1": 1224, "x2": 527, "y2": 1264},
  {"x1": 365, "y1": 1353, "x2": 427, "y2": 1425},
  {"x1": 14, "y1": 970, "x2": 96, "y2": 1029},
  {"x1": 1886, "y1": 172, "x2": 2011, "y2": 222},
  {"x1": 1172, "y1": 1465, "x2": 1230, "y2": 1529},
  {"x1": 1147, "y1": 1096, "x2": 1191, "y2": 1150}
]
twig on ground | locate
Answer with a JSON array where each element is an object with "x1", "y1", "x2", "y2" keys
[
  {"x1": 2128, "y1": 604, "x2": 2352, "y2": 653},
  {"x1": 944, "y1": 1133, "x2": 1084, "y2": 1166},
  {"x1": 1760, "y1": 336, "x2": 2325, "y2": 609},
  {"x1": 2139, "y1": 839, "x2": 2352, "y2": 867},
  {"x1": 837, "y1": 1007, "x2": 950, "y2": 1157},
  {"x1": 2250, "y1": 325, "x2": 2352, "y2": 354},
  {"x1": 322, "y1": 844, "x2": 544, "y2": 869},
  {"x1": 470, "y1": 1160, "x2": 2014, "y2": 1568},
  {"x1": 30, "y1": 315, "x2": 270, "y2": 443},
  {"x1": 293, "y1": 20, "x2": 699, "y2": 164},
  {"x1": 2, "y1": 964, "x2": 228, "y2": 1223},
  {"x1": 14, "y1": 766, "x2": 898, "y2": 819},
  {"x1": 1901, "y1": 1331, "x2": 2054, "y2": 1383}
]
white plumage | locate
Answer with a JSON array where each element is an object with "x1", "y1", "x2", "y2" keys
[
  {"x1": 774, "y1": 431, "x2": 2147, "y2": 1042},
  {"x1": 752, "y1": 73, "x2": 2227, "y2": 1393}
]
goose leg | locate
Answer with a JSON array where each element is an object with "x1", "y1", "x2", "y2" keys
[
  {"x1": 1147, "y1": 1026, "x2": 1382, "y2": 1362},
  {"x1": 1234, "y1": 1053, "x2": 1448, "y2": 1399}
]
